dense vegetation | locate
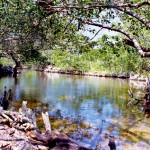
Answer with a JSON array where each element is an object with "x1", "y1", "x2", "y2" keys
[
  {"x1": 0, "y1": 0, "x2": 150, "y2": 74},
  {"x1": 50, "y1": 35, "x2": 150, "y2": 74}
]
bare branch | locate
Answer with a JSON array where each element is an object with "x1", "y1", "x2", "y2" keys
[
  {"x1": 128, "y1": 89, "x2": 133, "y2": 98},
  {"x1": 90, "y1": 28, "x2": 103, "y2": 40},
  {"x1": 5, "y1": 0, "x2": 16, "y2": 7},
  {"x1": 63, "y1": 17, "x2": 74, "y2": 33}
]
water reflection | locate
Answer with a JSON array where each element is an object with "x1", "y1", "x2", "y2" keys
[{"x1": 0, "y1": 70, "x2": 149, "y2": 149}]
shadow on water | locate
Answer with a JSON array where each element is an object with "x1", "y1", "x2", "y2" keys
[{"x1": 0, "y1": 86, "x2": 11, "y2": 110}]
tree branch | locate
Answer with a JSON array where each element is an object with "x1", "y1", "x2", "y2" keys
[
  {"x1": 123, "y1": 39, "x2": 150, "y2": 52},
  {"x1": 117, "y1": 8, "x2": 150, "y2": 29},
  {"x1": 63, "y1": 17, "x2": 74, "y2": 33},
  {"x1": 0, "y1": 53, "x2": 8, "y2": 57},
  {"x1": 90, "y1": 28, "x2": 103, "y2": 40},
  {"x1": 0, "y1": 36, "x2": 20, "y2": 43},
  {"x1": 48, "y1": 1, "x2": 150, "y2": 9},
  {"x1": 80, "y1": 19, "x2": 150, "y2": 57},
  {"x1": 38, "y1": 1, "x2": 150, "y2": 29}
]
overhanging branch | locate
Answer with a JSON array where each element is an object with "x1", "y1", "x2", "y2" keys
[
  {"x1": 49, "y1": 1, "x2": 150, "y2": 9},
  {"x1": 37, "y1": 1, "x2": 150, "y2": 14},
  {"x1": 123, "y1": 39, "x2": 150, "y2": 52},
  {"x1": 81, "y1": 19, "x2": 150, "y2": 57},
  {"x1": 38, "y1": 1, "x2": 150, "y2": 29},
  {"x1": 90, "y1": 28, "x2": 103, "y2": 40},
  {"x1": 117, "y1": 8, "x2": 150, "y2": 29}
]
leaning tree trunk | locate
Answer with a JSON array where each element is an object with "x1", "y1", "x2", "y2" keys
[
  {"x1": 13, "y1": 66, "x2": 18, "y2": 78},
  {"x1": 9, "y1": 52, "x2": 21, "y2": 78}
]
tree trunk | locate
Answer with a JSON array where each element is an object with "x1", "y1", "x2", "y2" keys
[
  {"x1": 146, "y1": 77, "x2": 150, "y2": 92},
  {"x1": 9, "y1": 52, "x2": 21, "y2": 78},
  {"x1": 13, "y1": 66, "x2": 18, "y2": 78}
]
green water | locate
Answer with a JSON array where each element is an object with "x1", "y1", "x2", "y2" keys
[{"x1": 0, "y1": 70, "x2": 149, "y2": 149}]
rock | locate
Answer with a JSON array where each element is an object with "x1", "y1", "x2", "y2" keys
[
  {"x1": 130, "y1": 74, "x2": 146, "y2": 81},
  {"x1": 36, "y1": 65, "x2": 131, "y2": 79},
  {"x1": 0, "y1": 64, "x2": 13, "y2": 76},
  {"x1": 108, "y1": 138, "x2": 116, "y2": 150},
  {"x1": 0, "y1": 108, "x2": 91, "y2": 150},
  {"x1": 129, "y1": 80, "x2": 145, "y2": 89},
  {"x1": 38, "y1": 145, "x2": 49, "y2": 150},
  {"x1": 118, "y1": 72, "x2": 129, "y2": 78},
  {"x1": 111, "y1": 73, "x2": 118, "y2": 78}
]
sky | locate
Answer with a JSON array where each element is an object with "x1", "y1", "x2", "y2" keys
[
  {"x1": 79, "y1": 9, "x2": 120, "y2": 41},
  {"x1": 81, "y1": 25, "x2": 118, "y2": 41}
]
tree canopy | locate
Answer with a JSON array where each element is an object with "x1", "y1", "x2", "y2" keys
[
  {"x1": 0, "y1": 0, "x2": 81, "y2": 66},
  {"x1": 37, "y1": 0, "x2": 150, "y2": 56},
  {"x1": 0, "y1": 0, "x2": 150, "y2": 69}
]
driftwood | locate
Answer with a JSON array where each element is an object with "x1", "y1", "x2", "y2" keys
[
  {"x1": 0, "y1": 102, "x2": 91, "y2": 150},
  {"x1": 42, "y1": 112, "x2": 51, "y2": 132},
  {"x1": 128, "y1": 77, "x2": 150, "y2": 117}
]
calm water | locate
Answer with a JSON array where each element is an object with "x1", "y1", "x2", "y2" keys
[{"x1": 0, "y1": 70, "x2": 149, "y2": 149}]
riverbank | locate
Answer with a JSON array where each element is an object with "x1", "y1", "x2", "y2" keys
[
  {"x1": 0, "y1": 107, "x2": 91, "y2": 150},
  {"x1": 36, "y1": 66, "x2": 130, "y2": 78},
  {"x1": 36, "y1": 65, "x2": 150, "y2": 82},
  {"x1": 1, "y1": 63, "x2": 148, "y2": 82}
]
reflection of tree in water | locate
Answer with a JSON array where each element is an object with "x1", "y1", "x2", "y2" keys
[
  {"x1": 48, "y1": 77, "x2": 130, "y2": 125},
  {"x1": 0, "y1": 86, "x2": 12, "y2": 110},
  {"x1": 14, "y1": 77, "x2": 18, "y2": 85},
  {"x1": 12, "y1": 77, "x2": 21, "y2": 100}
]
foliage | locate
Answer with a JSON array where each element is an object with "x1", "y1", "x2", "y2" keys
[
  {"x1": 0, "y1": 57, "x2": 14, "y2": 66},
  {"x1": 36, "y1": 0, "x2": 150, "y2": 56},
  {"x1": 0, "y1": 0, "x2": 150, "y2": 74},
  {"x1": 50, "y1": 35, "x2": 150, "y2": 74},
  {"x1": 0, "y1": 0, "x2": 80, "y2": 66}
]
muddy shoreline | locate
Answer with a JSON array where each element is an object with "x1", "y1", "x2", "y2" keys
[{"x1": 1, "y1": 64, "x2": 148, "y2": 82}]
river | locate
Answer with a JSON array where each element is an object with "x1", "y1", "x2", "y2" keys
[{"x1": 0, "y1": 70, "x2": 149, "y2": 149}]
